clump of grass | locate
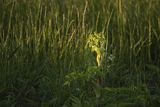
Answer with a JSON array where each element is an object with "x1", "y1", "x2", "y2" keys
[{"x1": 0, "y1": 0, "x2": 160, "y2": 107}]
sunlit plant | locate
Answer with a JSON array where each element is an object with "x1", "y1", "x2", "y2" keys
[{"x1": 86, "y1": 32, "x2": 106, "y2": 67}]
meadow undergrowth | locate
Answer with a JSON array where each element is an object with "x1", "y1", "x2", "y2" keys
[{"x1": 0, "y1": 0, "x2": 160, "y2": 107}]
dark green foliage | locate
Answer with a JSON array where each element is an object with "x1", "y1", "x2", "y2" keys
[{"x1": 0, "y1": 0, "x2": 160, "y2": 107}]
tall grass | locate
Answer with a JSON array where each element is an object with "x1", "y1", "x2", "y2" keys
[{"x1": 0, "y1": 0, "x2": 160, "y2": 106}]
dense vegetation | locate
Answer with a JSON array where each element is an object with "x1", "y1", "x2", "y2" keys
[{"x1": 0, "y1": 0, "x2": 160, "y2": 106}]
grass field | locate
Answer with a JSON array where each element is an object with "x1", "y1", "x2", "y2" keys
[{"x1": 0, "y1": 0, "x2": 160, "y2": 107}]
